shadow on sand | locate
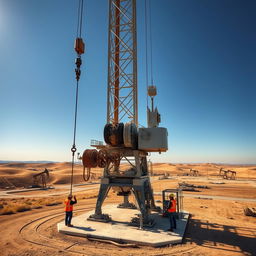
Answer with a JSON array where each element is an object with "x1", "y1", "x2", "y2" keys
[
  {"x1": 184, "y1": 218, "x2": 256, "y2": 255},
  {"x1": 73, "y1": 226, "x2": 96, "y2": 232}
]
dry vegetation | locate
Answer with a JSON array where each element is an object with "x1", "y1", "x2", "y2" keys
[
  {"x1": 0, "y1": 191, "x2": 98, "y2": 215},
  {"x1": 0, "y1": 197, "x2": 61, "y2": 215}
]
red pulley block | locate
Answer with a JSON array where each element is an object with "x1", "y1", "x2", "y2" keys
[{"x1": 74, "y1": 38, "x2": 85, "y2": 55}]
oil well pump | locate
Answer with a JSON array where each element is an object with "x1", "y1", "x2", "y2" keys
[
  {"x1": 33, "y1": 168, "x2": 50, "y2": 189},
  {"x1": 81, "y1": 0, "x2": 168, "y2": 225}
]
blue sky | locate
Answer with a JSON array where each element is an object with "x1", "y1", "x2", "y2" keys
[{"x1": 0, "y1": 0, "x2": 255, "y2": 164}]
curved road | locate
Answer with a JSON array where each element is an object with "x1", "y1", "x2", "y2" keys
[{"x1": 1, "y1": 183, "x2": 256, "y2": 202}]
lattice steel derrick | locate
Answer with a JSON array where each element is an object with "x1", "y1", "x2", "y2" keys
[{"x1": 107, "y1": 0, "x2": 138, "y2": 126}]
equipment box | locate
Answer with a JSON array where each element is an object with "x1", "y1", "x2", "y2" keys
[{"x1": 138, "y1": 127, "x2": 168, "y2": 152}]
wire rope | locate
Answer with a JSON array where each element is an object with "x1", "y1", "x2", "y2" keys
[
  {"x1": 76, "y1": 0, "x2": 81, "y2": 37},
  {"x1": 79, "y1": 0, "x2": 84, "y2": 37},
  {"x1": 70, "y1": 0, "x2": 84, "y2": 196},
  {"x1": 148, "y1": 0, "x2": 154, "y2": 85},
  {"x1": 144, "y1": 0, "x2": 149, "y2": 109},
  {"x1": 70, "y1": 80, "x2": 79, "y2": 196}
]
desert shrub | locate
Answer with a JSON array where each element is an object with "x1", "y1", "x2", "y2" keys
[
  {"x1": 33, "y1": 205, "x2": 43, "y2": 209},
  {"x1": 16, "y1": 204, "x2": 31, "y2": 212},
  {"x1": 1, "y1": 206, "x2": 15, "y2": 215},
  {"x1": 84, "y1": 194, "x2": 98, "y2": 199},
  {"x1": 37, "y1": 199, "x2": 44, "y2": 205},
  {"x1": 45, "y1": 202, "x2": 61, "y2": 206}
]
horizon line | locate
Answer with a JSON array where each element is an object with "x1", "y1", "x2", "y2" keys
[{"x1": 0, "y1": 160, "x2": 255, "y2": 166}]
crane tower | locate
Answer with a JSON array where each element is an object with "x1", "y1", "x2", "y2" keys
[
  {"x1": 82, "y1": 0, "x2": 168, "y2": 226},
  {"x1": 107, "y1": 0, "x2": 138, "y2": 126}
]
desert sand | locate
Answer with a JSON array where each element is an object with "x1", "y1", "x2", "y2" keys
[{"x1": 0, "y1": 162, "x2": 256, "y2": 255}]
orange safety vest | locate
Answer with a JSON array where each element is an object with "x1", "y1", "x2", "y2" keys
[
  {"x1": 64, "y1": 199, "x2": 73, "y2": 212},
  {"x1": 168, "y1": 199, "x2": 176, "y2": 213}
]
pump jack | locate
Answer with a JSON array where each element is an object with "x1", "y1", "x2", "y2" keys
[{"x1": 33, "y1": 168, "x2": 50, "y2": 189}]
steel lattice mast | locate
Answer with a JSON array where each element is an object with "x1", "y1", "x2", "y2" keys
[{"x1": 107, "y1": 0, "x2": 138, "y2": 126}]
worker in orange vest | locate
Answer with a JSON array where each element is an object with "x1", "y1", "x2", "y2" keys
[
  {"x1": 167, "y1": 193, "x2": 176, "y2": 231},
  {"x1": 64, "y1": 194, "x2": 77, "y2": 227}
]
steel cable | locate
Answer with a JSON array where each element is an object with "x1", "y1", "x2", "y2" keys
[
  {"x1": 70, "y1": 0, "x2": 85, "y2": 195},
  {"x1": 148, "y1": 0, "x2": 154, "y2": 85},
  {"x1": 144, "y1": 0, "x2": 149, "y2": 109}
]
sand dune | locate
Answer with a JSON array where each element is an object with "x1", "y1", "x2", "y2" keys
[{"x1": 0, "y1": 162, "x2": 255, "y2": 189}]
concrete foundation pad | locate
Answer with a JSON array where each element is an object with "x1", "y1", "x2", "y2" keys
[{"x1": 58, "y1": 204, "x2": 189, "y2": 247}]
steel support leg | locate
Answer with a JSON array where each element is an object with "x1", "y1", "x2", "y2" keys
[
  {"x1": 118, "y1": 194, "x2": 136, "y2": 209},
  {"x1": 133, "y1": 185, "x2": 149, "y2": 224},
  {"x1": 88, "y1": 184, "x2": 111, "y2": 222},
  {"x1": 95, "y1": 184, "x2": 110, "y2": 215}
]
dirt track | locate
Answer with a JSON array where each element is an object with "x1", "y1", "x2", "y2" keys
[
  {"x1": 0, "y1": 163, "x2": 256, "y2": 255},
  {"x1": 1, "y1": 194, "x2": 256, "y2": 256}
]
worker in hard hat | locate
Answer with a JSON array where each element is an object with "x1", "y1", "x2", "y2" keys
[
  {"x1": 167, "y1": 193, "x2": 177, "y2": 231},
  {"x1": 64, "y1": 194, "x2": 77, "y2": 227}
]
